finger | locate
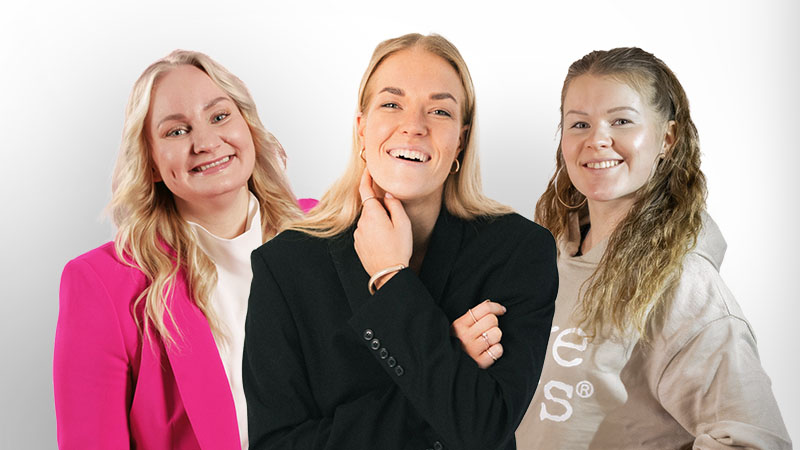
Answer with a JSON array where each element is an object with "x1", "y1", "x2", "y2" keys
[
  {"x1": 473, "y1": 313, "x2": 499, "y2": 336},
  {"x1": 470, "y1": 300, "x2": 507, "y2": 321},
  {"x1": 485, "y1": 343, "x2": 504, "y2": 361},
  {"x1": 358, "y1": 168, "x2": 377, "y2": 204},
  {"x1": 475, "y1": 326, "x2": 502, "y2": 347},
  {"x1": 383, "y1": 192, "x2": 410, "y2": 229},
  {"x1": 475, "y1": 343, "x2": 504, "y2": 369}
]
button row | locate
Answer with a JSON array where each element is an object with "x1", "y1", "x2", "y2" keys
[{"x1": 362, "y1": 329, "x2": 404, "y2": 377}]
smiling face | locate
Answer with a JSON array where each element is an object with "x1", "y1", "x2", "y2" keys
[
  {"x1": 147, "y1": 64, "x2": 255, "y2": 213},
  {"x1": 561, "y1": 74, "x2": 674, "y2": 215},
  {"x1": 357, "y1": 48, "x2": 466, "y2": 208}
]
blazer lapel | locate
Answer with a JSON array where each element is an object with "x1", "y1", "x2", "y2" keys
[
  {"x1": 328, "y1": 228, "x2": 372, "y2": 314},
  {"x1": 163, "y1": 273, "x2": 240, "y2": 449},
  {"x1": 418, "y1": 209, "x2": 464, "y2": 303}
]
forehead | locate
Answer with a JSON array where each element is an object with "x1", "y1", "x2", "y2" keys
[
  {"x1": 368, "y1": 48, "x2": 464, "y2": 102},
  {"x1": 563, "y1": 74, "x2": 648, "y2": 113},
  {"x1": 149, "y1": 65, "x2": 228, "y2": 116}
]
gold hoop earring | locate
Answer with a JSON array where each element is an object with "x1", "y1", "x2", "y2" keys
[
  {"x1": 359, "y1": 148, "x2": 366, "y2": 163},
  {"x1": 554, "y1": 167, "x2": 586, "y2": 209},
  {"x1": 449, "y1": 159, "x2": 460, "y2": 174}
]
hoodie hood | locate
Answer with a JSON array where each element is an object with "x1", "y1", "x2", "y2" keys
[{"x1": 692, "y1": 212, "x2": 727, "y2": 271}]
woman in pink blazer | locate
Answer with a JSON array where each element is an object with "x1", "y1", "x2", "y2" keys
[{"x1": 54, "y1": 50, "x2": 315, "y2": 449}]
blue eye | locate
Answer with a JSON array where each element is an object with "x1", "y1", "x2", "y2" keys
[
  {"x1": 432, "y1": 109, "x2": 452, "y2": 117},
  {"x1": 166, "y1": 128, "x2": 188, "y2": 137},
  {"x1": 571, "y1": 122, "x2": 589, "y2": 129},
  {"x1": 212, "y1": 112, "x2": 230, "y2": 123},
  {"x1": 613, "y1": 118, "x2": 632, "y2": 125},
  {"x1": 381, "y1": 102, "x2": 399, "y2": 109}
]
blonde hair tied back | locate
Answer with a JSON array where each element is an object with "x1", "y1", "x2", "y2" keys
[
  {"x1": 290, "y1": 33, "x2": 511, "y2": 238},
  {"x1": 535, "y1": 47, "x2": 707, "y2": 340}
]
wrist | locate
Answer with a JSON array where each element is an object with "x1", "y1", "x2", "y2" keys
[{"x1": 368, "y1": 264, "x2": 406, "y2": 295}]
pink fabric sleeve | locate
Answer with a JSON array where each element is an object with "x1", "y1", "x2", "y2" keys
[
  {"x1": 53, "y1": 259, "x2": 133, "y2": 449},
  {"x1": 297, "y1": 198, "x2": 318, "y2": 213}
]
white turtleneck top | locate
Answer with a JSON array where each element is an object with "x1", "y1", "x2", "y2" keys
[{"x1": 188, "y1": 192, "x2": 262, "y2": 450}]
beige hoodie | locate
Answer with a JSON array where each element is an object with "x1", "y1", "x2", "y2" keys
[{"x1": 515, "y1": 213, "x2": 791, "y2": 449}]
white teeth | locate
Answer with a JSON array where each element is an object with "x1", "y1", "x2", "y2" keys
[
  {"x1": 195, "y1": 156, "x2": 231, "y2": 172},
  {"x1": 586, "y1": 160, "x2": 621, "y2": 169},
  {"x1": 388, "y1": 148, "x2": 429, "y2": 162}
]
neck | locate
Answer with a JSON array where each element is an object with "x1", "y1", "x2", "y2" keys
[
  {"x1": 402, "y1": 196, "x2": 442, "y2": 273},
  {"x1": 583, "y1": 197, "x2": 634, "y2": 254},
  {"x1": 176, "y1": 187, "x2": 251, "y2": 239}
]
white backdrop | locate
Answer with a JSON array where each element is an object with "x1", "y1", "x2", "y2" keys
[{"x1": 1, "y1": 0, "x2": 797, "y2": 447}]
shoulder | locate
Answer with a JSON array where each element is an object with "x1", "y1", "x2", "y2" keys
[
  {"x1": 654, "y1": 253, "x2": 754, "y2": 359},
  {"x1": 464, "y1": 213, "x2": 556, "y2": 255},
  {"x1": 252, "y1": 229, "x2": 336, "y2": 276},
  {"x1": 63, "y1": 241, "x2": 143, "y2": 284}
]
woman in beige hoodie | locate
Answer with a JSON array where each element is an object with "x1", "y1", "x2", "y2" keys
[{"x1": 515, "y1": 47, "x2": 791, "y2": 449}]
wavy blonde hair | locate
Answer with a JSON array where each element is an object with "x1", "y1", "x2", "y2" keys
[
  {"x1": 535, "y1": 47, "x2": 707, "y2": 339},
  {"x1": 111, "y1": 50, "x2": 302, "y2": 345},
  {"x1": 291, "y1": 33, "x2": 510, "y2": 237}
]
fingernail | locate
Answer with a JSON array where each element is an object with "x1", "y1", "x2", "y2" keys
[
  {"x1": 502, "y1": 305, "x2": 507, "y2": 313},
  {"x1": 483, "y1": 299, "x2": 490, "y2": 303},
  {"x1": 385, "y1": 192, "x2": 394, "y2": 199}
]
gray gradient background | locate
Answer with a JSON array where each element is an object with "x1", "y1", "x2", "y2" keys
[{"x1": 1, "y1": 1, "x2": 797, "y2": 447}]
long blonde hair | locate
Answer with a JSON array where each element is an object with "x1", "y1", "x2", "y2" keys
[
  {"x1": 291, "y1": 33, "x2": 510, "y2": 237},
  {"x1": 535, "y1": 47, "x2": 707, "y2": 339},
  {"x1": 111, "y1": 50, "x2": 302, "y2": 345}
]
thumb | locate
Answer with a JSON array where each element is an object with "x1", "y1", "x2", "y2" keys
[{"x1": 383, "y1": 193, "x2": 410, "y2": 229}]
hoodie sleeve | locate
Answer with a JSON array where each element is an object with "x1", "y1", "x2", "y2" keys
[{"x1": 656, "y1": 315, "x2": 791, "y2": 449}]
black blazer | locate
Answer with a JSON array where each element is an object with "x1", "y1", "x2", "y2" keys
[{"x1": 243, "y1": 209, "x2": 558, "y2": 450}]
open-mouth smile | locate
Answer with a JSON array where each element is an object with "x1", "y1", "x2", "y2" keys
[
  {"x1": 388, "y1": 148, "x2": 430, "y2": 163},
  {"x1": 192, "y1": 155, "x2": 234, "y2": 173}
]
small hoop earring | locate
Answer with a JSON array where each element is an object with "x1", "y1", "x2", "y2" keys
[
  {"x1": 359, "y1": 148, "x2": 366, "y2": 163},
  {"x1": 554, "y1": 166, "x2": 586, "y2": 209},
  {"x1": 449, "y1": 159, "x2": 460, "y2": 174}
]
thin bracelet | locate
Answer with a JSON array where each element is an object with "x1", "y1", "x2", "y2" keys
[{"x1": 368, "y1": 264, "x2": 406, "y2": 295}]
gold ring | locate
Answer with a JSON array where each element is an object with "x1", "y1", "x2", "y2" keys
[
  {"x1": 361, "y1": 196, "x2": 376, "y2": 207},
  {"x1": 486, "y1": 347, "x2": 498, "y2": 361},
  {"x1": 468, "y1": 308, "x2": 478, "y2": 324}
]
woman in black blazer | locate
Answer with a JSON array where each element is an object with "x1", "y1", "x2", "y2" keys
[{"x1": 243, "y1": 33, "x2": 558, "y2": 450}]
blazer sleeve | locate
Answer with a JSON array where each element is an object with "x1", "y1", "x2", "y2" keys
[
  {"x1": 346, "y1": 225, "x2": 558, "y2": 450},
  {"x1": 243, "y1": 250, "x2": 434, "y2": 450},
  {"x1": 54, "y1": 259, "x2": 133, "y2": 449},
  {"x1": 656, "y1": 316, "x2": 792, "y2": 450}
]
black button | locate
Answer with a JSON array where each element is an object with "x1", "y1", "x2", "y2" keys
[
  {"x1": 395, "y1": 365, "x2": 404, "y2": 376},
  {"x1": 387, "y1": 356, "x2": 396, "y2": 367},
  {"x1": 370, "y1": 339, "x2": 380, "y2": 350},
  {"x1": 433, "y1": 441, "x2": 443, "y2": 450},
  {"x1": 379, "y1": 348, "x2": 389, "y2": 359},
  {"x1": 363, "y1": 329, "x2": 373, "y2": 340}
]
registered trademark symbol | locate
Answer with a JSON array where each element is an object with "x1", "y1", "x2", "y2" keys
[{"x1": 575, "y1": 380, "x2": 594, "y2": 398}]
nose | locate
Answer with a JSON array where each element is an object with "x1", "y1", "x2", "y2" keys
[
  {"x1": 400, "y1": 109, "x2": 427, "y2": 136},
  {"x1": 587, "y1": 124, "x2": 612, "y2": 150},
  {"x1": 192, "y1": 124, "x2": 222, "y2": 154}
]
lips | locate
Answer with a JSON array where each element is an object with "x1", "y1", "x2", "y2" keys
[
  {"x1": 192, "y1": 155, "x2": 232, "y2": 172},
  {"x1": 388, "y1": 148, "x2": 430, "y2": 163}
]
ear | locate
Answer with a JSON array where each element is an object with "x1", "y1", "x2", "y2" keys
[
  {"x1": 356, "y1": 111, "x2": 366, "y2": 146},
  {"x1": 662, "y1": 120, "x2": 677, "y2": 155},
  {"x1": 151, "y1": 165, "x2": 162, "y2": 183},
  {"x1": 457, "y1": 124, "x2": 470, "y2": 156}
]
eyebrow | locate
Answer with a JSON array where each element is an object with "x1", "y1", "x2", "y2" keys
[
  {"x1": 378, "y1": 87, "x2": 457, "y2": 103},
  {"x1": 156, "y1": 97, "x2": 231, "y2": 128},
  {"x1": 565, "y1": 106, "x2": 640, "y2": 116}
]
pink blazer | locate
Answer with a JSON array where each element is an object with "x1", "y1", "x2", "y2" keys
[{"x1": 54, "y1": 198, "x2": 318, "y2": 449}]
